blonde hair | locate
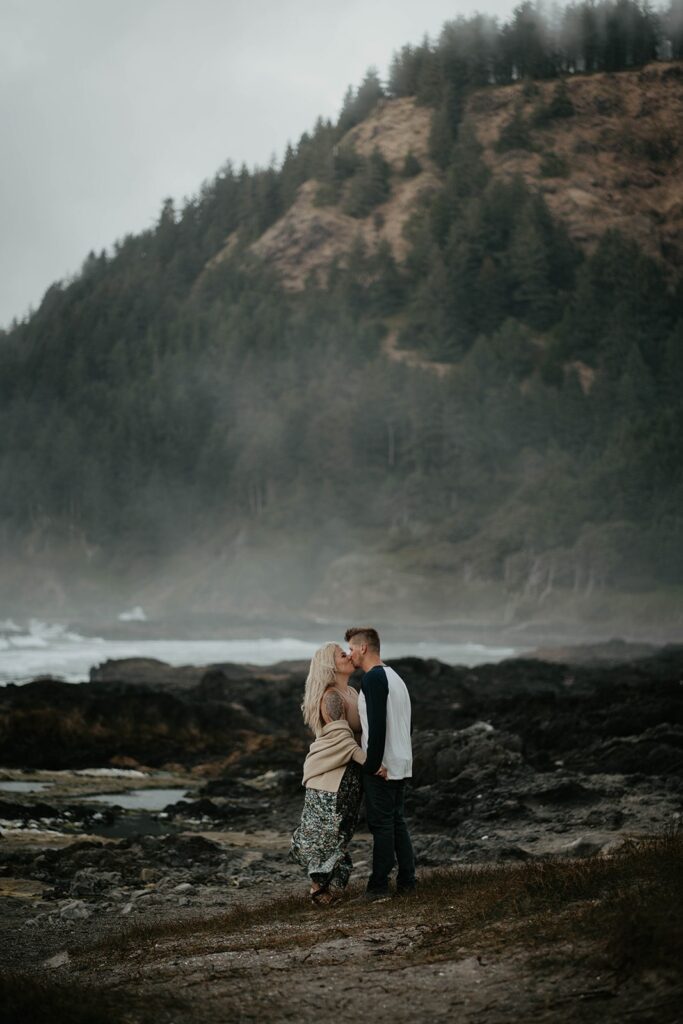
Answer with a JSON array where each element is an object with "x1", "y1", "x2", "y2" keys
[{"x1": 301, "y1": 642, "x2": 338, "y2": 735}]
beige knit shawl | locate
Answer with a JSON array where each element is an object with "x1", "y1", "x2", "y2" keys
[{"x1": 302, "y1": 720, "x2": 367, "y2": 792}]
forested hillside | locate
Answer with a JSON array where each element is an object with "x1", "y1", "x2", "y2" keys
[{"x1": 1, "y1": 1, "x2": 682, "y2": 631}]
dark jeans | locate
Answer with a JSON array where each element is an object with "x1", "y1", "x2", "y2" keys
[{"x1": 363, "y1": 774, "x2": 416, "y2": 893}]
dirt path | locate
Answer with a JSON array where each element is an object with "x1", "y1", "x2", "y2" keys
[
  {"x1": 56, "y1": 891, "x2": 679, "y2": 1024},
  {"x1": 31, "y1": 839, "x2": 681, "y2": 1024},
  {"x1": 381, "y1": 328, "x2": 454, "y2": 377}
]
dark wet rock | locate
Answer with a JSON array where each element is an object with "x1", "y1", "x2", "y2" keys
[
  {"x1": 163, "y1": 796, "x2": 268, "y2": 821},
  {"x1": 412, "y1": 834, "x2": 460, "y2": 865},
  {"x1": 563, "y1": 723, "x2": 683, "y2": 775},
  {"x1": 0, "y1": 833, "x2": 230, "y2": 896},
  {"x1": 192, "y1": 669, "x2": 306, "y2": 734},
  {"x1": 1, "y1": 646, "x2": 680, "y2": 894},
  {"x1": 403, "y1": 711, "x2": 673, "y2": 855},
  {"x1": 0, "y1": 799, "x2": 119, "y2": 826},
  {"x1": 244, "y1": 769, "x2": 300, "y2": 792},
  {"x1": 59, "y1": 899, "x2": 90, "y2": 920},
  {"x1": 0, "y1": 799, "x2": 59, "y2": 820},
  {"x1": 134, "y1": 833, "x2": 226, "y2": 868},
  {"x1": 89, "y1": 658, "x2": 309, "y2": 691},
  {"x1": 412, "y1": 723, "x2": 523, "y2": 786},
  {"x1": 407, "y1": 723, "x2": 535, "y2": 829},
  {"x1": 69, "y1": 869, "x2": 123, "y2": 897},
  {"x1": 580, "y1": 808, "x2": 625, "y2": 828},
  {"x1": 520, "y1": 780, "x2": 601, "y2": 806},
  {"x1": 200, "y1": 778, "x2": 272, "y2": 798},
  {"x1": 0, "y1": 677, "x2": 275, "y2": 768},
  {"x1": 221, "y1": 747, "x2": 306, "y2": 780},
  {"x1": 3, "y1": 647, "x2": 681, "y2": 776},
  {"x1": 495, "y1": 845, "x2": 534, "y2": 861},
  {"x1": 527, "y1": 638, "x2": 660, "y2": 666},
  {"x1": 89, "y1": 658, "x2": 205, "y2": 690},
  {"x1": 164, "y1": 796, "x2": 227, "y2": 818},
  {"x1": 432, "y1": 648, "x2": 683, "y2": 776}
]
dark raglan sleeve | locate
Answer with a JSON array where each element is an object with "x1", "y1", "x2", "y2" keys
[{"x1": 361, "y1": 666, "x2": 389, "y2": 774}]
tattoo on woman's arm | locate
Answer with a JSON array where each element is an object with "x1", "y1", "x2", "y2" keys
[{"x1": 323, "y1": 690, "x2": 346, "y2": 721}]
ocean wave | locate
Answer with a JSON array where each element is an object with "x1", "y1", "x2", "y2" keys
[{"x1": 0, "y1": 629, "x2": 526, "y2": 687}]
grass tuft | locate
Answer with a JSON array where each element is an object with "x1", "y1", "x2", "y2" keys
[{"x1": 74, "y1": 832, "x2": 682, "y2": 978}]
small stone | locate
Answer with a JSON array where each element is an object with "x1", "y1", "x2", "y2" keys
[
  {"x1": 173, "y1": 882, "x2": 193, "y2": 893},
  {"x1": 60, "y1": 900, "x2": 90, "y2": 921},
  {"x1": 561, "y1": 836, "x2": 604, "y2": 858},
  {"x1": 496, "y1": 845, "x2": 533, "y2": 861},
  {"x1": 601, "y1": 837, "x2": 627, "y2": 855},
  {"x1": 45, "y1": 951, "x2": 70, "y2": 969},
  {"x1": 120, "y1": 902, "x2": 134, "y2": 915}
]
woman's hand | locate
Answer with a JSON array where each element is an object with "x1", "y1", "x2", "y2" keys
[{"x1": 375, "y1": 765, "x2": 388, "y2": 779}]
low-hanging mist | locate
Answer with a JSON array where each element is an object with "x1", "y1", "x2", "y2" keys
[{"x1": 1, "y1": 1, "x2": 682, "y2": 634}]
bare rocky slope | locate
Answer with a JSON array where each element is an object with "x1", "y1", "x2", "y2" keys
[{"x1": 210, "y1": 61, "x2": 683, "y2": 298}]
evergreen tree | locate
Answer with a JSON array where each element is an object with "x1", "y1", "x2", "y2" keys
[
  {"x1": 401, "y1": 151, "x2": 422, "y2": 177},
  {"x1": 343, "y1": 147, "x2": 391, "y2": 218},
  {"x1": 368, "y1": 239, "x2": 404, "y2": 315},
  {"x1": 429, "y1": 84, "x2": 462, "y2": 168},
  {"x1": 547, "y1": 77, "x2": 575, "y2": 118},
  {"x1": 415, "y1": 39, "x2": 444, "y2": 105},
  {"x1": 448, "y1": 120, "x2": 490, "y2": 199},
  {"x1": 495, "y1": 103, "x2": 534, "y2": 152},
  {"x1": 338, "y1": 68, "x2": 384, "y2": 133},
  {"x1": 388, "y1": 45, "x2": 421, "y2": 96}
]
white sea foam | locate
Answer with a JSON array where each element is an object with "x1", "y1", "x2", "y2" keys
[
  {"x1": 0, "y1": 620, "x2": 523, "y2": 685},
  {"x1": 118, "y1": 606, "x2": 147, "y2": 622},
  {"x1": 0, "y1": 619, "x2": 21, "y2": 632},
  {"x1": 8, "y1": 631, "x2": 48, "y2": 648}
]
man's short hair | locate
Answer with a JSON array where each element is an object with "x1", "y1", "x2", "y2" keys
[{"x1": 344, "y1": 626, "x2": 380, "y2": 652}]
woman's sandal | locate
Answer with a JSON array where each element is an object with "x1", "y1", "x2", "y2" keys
[
  {"x1": 310, "y1": 885, "x2": 332, "y2": 906},
  {"x1": 310, "y1": 885, "x2": 344, "y2": 907}
]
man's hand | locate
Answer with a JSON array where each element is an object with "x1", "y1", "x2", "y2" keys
[{"x1": 375, "y1": 765, "x2": 388, "y2": 779}]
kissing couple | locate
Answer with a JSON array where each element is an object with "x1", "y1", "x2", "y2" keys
[{"x1": 290, "y1": 626, "x2": 416, "y2": 905}]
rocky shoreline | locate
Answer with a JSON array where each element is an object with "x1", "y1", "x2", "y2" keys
[{"x1": 1, "y1": 645, "x2": 681, "y2": 973}]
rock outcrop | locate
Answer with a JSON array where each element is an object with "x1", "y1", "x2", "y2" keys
[{"x1": 208, "y1": 63, "x2": 683, "y2": 295}]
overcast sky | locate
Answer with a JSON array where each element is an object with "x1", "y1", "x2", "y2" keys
[{"x1": 0, "y1": 0, "x2": 519, "y2": 329}]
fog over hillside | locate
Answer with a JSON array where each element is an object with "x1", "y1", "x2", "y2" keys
[{"x1": 1, "y1": 1, "x2": 682, "y2": 638}]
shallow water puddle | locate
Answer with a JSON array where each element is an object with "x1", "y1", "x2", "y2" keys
[
  {"x1": 84, "y1": 787, "x2": 190, "y2": 810},
  {"x1": 0, "y1": 781, "x2": 54, "y2": 793}
]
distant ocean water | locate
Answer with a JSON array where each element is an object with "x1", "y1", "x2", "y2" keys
[{"x1": 0, "y1": 619, "x2": 524, "y2": 686}]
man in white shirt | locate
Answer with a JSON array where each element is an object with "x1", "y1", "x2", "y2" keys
[{"x1": 346, "y1": 626, "x2": 416, "y2": 899}]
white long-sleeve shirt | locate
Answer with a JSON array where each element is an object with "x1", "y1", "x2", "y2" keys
[{"x1": 358, "y1": 664, "x2": 413, "y2": 780}]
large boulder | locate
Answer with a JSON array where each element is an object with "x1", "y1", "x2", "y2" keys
[{"x1": 412, "y1": 722, "x2": 523, "y2": 786}]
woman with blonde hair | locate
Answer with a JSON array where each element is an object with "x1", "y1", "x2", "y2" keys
[{"x1": 290, "y1": 641, "x2": 366, "y2": 905}]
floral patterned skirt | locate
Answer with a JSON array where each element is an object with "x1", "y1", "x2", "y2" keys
[{"x1": 289, "y1": 761, "x2": 363, "y2": 890}]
